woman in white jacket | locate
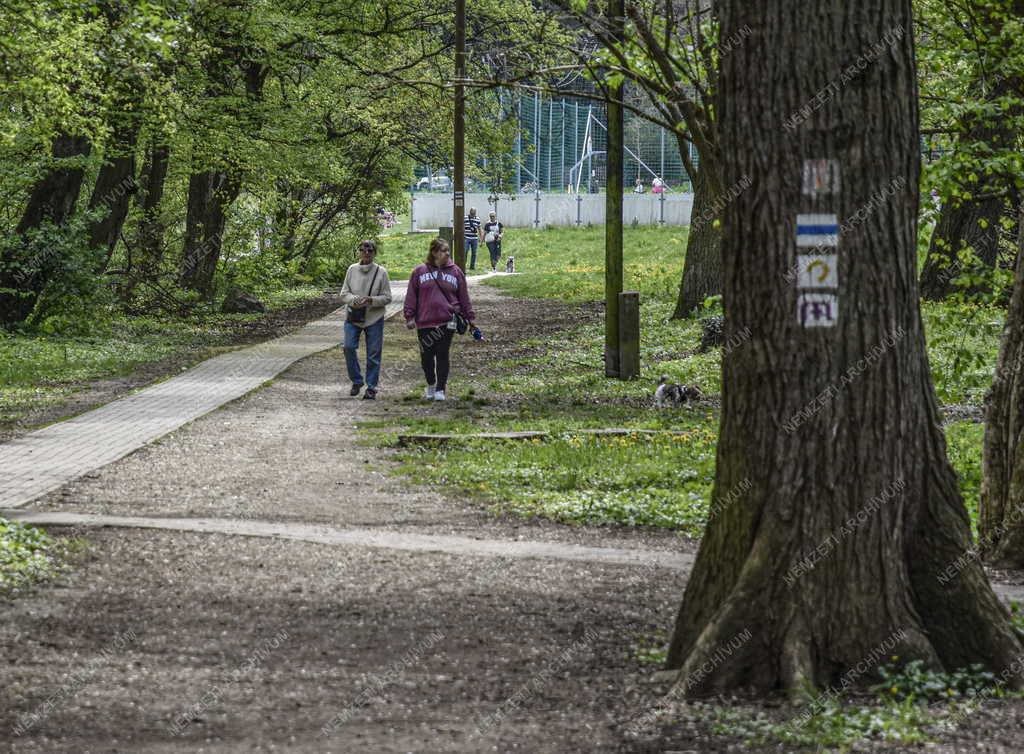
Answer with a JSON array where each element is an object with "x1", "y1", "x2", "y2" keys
[{"x1": 340, "y1": 240, "x2": 392, "y2": 399}]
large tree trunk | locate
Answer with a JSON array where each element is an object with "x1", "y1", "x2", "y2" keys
[
  {"x1": 664, "y1": 0, "x2": 1024, "y2": 697},
  {"x1": 15, "y1": 134, "x2": 92, "y2": 234},
  {"x1": 673, "y1": 164, "x2": 722, "y2": 318},
  {"x1": 0, "y1": 133, "x2": 92, "y2": 327},
  {"x1": 981, "y1": 203, "x2": 1024, "y2": 567},
  {"x1": 86, "y1": 121, "x2": 139, "y2": 270},
  {"x1": 178, "y1": 170, "x2": 241, "y2": 298},
  {"x1": 133, "y1": 144, "x2": 170, "y2": 277}
]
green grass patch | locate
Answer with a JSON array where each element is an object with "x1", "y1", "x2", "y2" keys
[
  {"x1": 702, "y1": 662, "x2": 1004, "y2": 750},
  {"x1": 374, "y1": 226, "x2": 999, "y2": 532},
  {"x1": 393, "y1": 425, "x2": 717, "y2": 534},
  {"x1": 0, "y1": 518, "x2": 74, "y2": 594}
]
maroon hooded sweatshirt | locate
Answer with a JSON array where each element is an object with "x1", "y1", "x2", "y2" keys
[{"x1": 403, "y1": 261, "x2": 476, "y2": 330}]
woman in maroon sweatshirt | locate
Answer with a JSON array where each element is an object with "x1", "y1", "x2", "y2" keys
[{"x1": 403, "y1": 238, "x2": 477, "y2": 402}]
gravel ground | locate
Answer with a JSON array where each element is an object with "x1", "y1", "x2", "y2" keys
[
  {"x1": 6, "y1": 281, "x2": 1024, "y2": 752},
  {"x1": 30, "y1": 284, "x2": 691, "y2": 555},
  {"x1": 0, "y1": 528, "x2": 686, "y2": 753}
]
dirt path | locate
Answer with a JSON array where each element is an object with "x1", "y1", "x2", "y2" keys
[
  {"x1": 0, "y1": 281, "x2": 697, "y2": 753},
  {"x1": 5, "y1": 281, "x2": 1024, "y2": 753}
]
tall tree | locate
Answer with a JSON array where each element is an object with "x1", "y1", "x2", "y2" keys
[
  {"x1": 981, "y1": 202, "x2": 1024, "y2": 566},
  {"x1": 554, "y1": 0, "x2": 724, "y2": 318},
  {"x1": 0, "y1": 134, "x2": 92, "y2": 326},
  {"x1": 916, "y1": 0, "x2": 1024, "y2": 300},
  {"x1": 664, "y1": 0, "x2": 1024, "y2": 696}
]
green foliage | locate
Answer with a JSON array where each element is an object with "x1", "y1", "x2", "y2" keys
[
  {"x1": 703, "y1": 661, "x2": 1001, "y2": 749},
  {"x1": 707, "y1": 697, "x2": 938, "y2": 749},
  {"x1": 922, "y1": 301, "x2": 1002, "y2": 404},
  {"x1": 945, "y1": 421, "x2": 984, "y2": 533},
  {"x1": 393, "y1": 427, "x2": 717, "y2": 533},
  {"x1": 873, "y1": 660, "x2": 998, "y2": 702},
  {"x1": 0, "y1": 518, "x2": 66, "y2": 593}
]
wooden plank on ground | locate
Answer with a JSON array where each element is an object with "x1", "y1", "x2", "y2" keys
[{"x1": 395, "y1": 428, "x2": 690, "y2": 446}]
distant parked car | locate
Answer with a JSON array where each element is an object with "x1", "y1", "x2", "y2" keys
[{"x1": 416, "y1": 176, "x2": 452, "y2": 192}]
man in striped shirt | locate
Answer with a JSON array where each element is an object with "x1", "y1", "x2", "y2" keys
[{"x1": 464, "y1": 208, "x2": 482, "y2": 270}]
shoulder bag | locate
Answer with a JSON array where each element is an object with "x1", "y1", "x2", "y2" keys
[{"x1": 346, "y1": 264, "x2": 380, "y2": 324}]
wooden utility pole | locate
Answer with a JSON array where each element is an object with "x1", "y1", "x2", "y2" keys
[
  {"x1": 453, "y1": 0, "x2": 467, "y2": 269},
  {"x1": 604, "y1": 0, "x2": 624, "y2": 377}
]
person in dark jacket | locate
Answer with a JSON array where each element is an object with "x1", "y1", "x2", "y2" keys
[{"x1": 403, "y1": 238, "x2": 477, "y2": 402}]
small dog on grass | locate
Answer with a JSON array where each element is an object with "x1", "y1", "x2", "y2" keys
[
  {"x1": 655, "y1": 375, "x2": 703, "y2": 408},
  {"x1": 505, "y1": 256, "x2": 515, "y2": 273}
]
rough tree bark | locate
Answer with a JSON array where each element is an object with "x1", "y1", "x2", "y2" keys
[
  {"x1": 981, "y1": 203, "x2": 1024, "y2": 567},
  {"x1": 133, "y1": 145, "x2": 170, "y2": 273},
  {"x1": 0, "y1": 133, "x2": 92, "y2": 327},
  {"x1": 664, "y1": 0, "x2": 1024, "y2": 697},
  {"x1": 177, "y1": 170, "x2": 241, "y2": 298},
  {"x1": 672, "y1": 162, "x2": 722, "y2": 318},
  {"x1": 86, "y1": 120, "x2": 139, "y2": 270}
]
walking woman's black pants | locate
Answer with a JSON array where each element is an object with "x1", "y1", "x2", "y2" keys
[{"x1": 418, "y1": 327, "x2": 455, "y2": 391}]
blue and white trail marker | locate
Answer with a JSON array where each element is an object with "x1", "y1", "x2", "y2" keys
[{"x1": 796, "y1": 213, "x2": 839, "y2": 247}]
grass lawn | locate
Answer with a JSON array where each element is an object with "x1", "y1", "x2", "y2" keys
[
  {"x1": 376, "y1": 225, "x2": 1000, "y2": 535},
  {"x1": 0, "y1": 285, "x2": 327, "y2": 426}
]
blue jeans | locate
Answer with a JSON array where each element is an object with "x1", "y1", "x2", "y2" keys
[
  {"x1": 343, "y1": 319, "x2": 383, "y2": 390},
  {"x1": 465, "y1": 238, "x2": 478, "y2": 269}
]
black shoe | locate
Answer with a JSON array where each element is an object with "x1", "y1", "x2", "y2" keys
[
  {"x1": 350, "y1": 384, "x2": 362, "y2": 396},
  {"x1": 363, "y1": 389, "x2": 377, "y2": 400}
]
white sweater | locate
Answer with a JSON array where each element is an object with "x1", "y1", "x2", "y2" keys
[{"x1": 341, "y1": 263, "x2": 392, "y2": 327}]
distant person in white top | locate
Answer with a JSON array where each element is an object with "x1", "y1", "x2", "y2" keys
[
  {"x1": 634, "y1": 177, "x2": 645, "y2": 194},
  {"x1": 652, "y1": 176, "x2": 665, "y2": 194},
  {"x1": 340, "y1": 240, "x2": 392, "y2": 399},
  {"x1": 483, "y1": 212, "x2": 505, "y2": 272}
]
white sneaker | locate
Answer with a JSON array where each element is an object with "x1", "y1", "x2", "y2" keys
[
  {"x1": 424, "y1": 385, "x2": 436, "y2": 400},
  {"x1": 434, "y1": 390, "x2": 446, "y2": 402}
]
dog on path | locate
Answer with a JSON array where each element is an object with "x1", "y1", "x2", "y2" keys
[{"x1": 504, "y1": 256, "x2": 515, "y2": 273}]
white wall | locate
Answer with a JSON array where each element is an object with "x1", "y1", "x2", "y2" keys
[{"x1": 409, "y1": 192, "x2": 694, "y2": 230}]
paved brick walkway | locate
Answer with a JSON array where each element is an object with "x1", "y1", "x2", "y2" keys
[
  {"x1": 0, "y1": 273, "x2": 508, "y2": 511},
  {"x1": 0, "y1": 288, "x2": 411, "y2": 510}
]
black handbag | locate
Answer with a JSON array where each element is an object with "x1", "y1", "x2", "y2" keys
[{"x1": 346, "y1": 265, "x2": 380, "y2": 324}]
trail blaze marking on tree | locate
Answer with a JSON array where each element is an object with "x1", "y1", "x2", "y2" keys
[
  {"x1": 796, "y1": 213, "x2": 839, "y2": 247},
  {"x1": 797, "y1": 293, "x2": 838, "y2": 328},
  {"x1": 797, "y1": 254, "x2": 838, "y2": 289},
  {"x1": 802, "y1": 159, "x2": 840, "y2": 197}
]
